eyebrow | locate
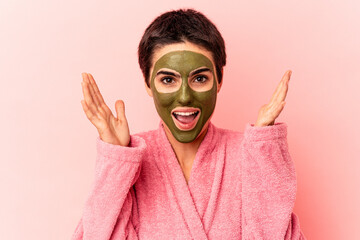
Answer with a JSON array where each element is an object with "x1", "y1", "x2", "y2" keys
[
  {"x1": 189, "y1": 67, "x2": 211, "y2": 77},
  {"x1": 156, "y1": 67, "x2": 211, "y2": 78},
  {"x1": 156, "y1": 71, "x2": 181, "y2": 78}
]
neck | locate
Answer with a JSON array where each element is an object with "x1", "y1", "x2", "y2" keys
[{"x1": 162, "y1": 121, "x2": 210, "y2": 167}]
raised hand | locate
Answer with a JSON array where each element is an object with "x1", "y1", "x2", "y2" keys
[
  {"x1": 80, "y1": 72, "x2": 130, "y2": 146},
  {"x1": 254, "y1": 70, "x2": 292, "y2": 127}
]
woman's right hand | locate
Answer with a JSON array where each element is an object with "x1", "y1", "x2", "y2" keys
[{"x1": 80, "y1": 72, "x2": 130, "y2": 146}]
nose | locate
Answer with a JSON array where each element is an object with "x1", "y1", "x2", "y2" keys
[{"x1": 177, "y1": 81, "x2": 193, "y2": 105}]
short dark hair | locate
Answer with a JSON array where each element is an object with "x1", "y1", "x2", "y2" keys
[{"x1": 138, "y1": 8, "x2": 226, "y2": 88}]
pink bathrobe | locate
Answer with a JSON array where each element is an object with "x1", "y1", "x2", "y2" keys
[{"x1": 71, "y1": 121, "x2": 306, "y2": 239}]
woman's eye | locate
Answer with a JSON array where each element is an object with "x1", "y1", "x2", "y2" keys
[
  {"x1": 194, "y1": 75, "x2": 208, "y2": 83},
  {"x1": 161, "y1": 77, "x2": 175, "y2": 84}
]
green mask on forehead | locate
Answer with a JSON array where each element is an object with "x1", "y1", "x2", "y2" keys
[{"x1": 150, "y1": 50, "x2": 217, "y2": 143}]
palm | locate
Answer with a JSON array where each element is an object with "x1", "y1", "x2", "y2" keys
[
  {"x1": 255, "y1": 70, "x2": 292, "y2": 127},
  {"x1": 107, "y1": 112, "x2": 130, "y2": 146},
  {"x1": 80, "y1": 72, "x2": 130, "y2": 146}
]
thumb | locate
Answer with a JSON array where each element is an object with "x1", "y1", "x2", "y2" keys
[{"x1": 115, "y1": 100, "x2": 127, "y2": 121}]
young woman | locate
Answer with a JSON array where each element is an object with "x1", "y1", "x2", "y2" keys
[{"x1": 72, "y1": 8, "x2": 306, "y2": 239}]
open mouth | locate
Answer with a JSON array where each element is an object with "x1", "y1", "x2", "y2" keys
[
  {"x1": 172, "y1": 111, "x2": 199, "y2": 122},
  {"x1": 171, "y1": 110, "x2": 200, "y2": 131}
]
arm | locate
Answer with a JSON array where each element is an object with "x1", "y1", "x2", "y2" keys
[
  {"x1": 71, "y1": 135, "x2": 146, "y2": 240},
  {"x1": 241, "y1": 122, "x2": 306, "y2": 240}
]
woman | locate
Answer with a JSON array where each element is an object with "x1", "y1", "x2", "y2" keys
[{"x1": 72, "y1": 9, "x2": 306, "y2": 239}]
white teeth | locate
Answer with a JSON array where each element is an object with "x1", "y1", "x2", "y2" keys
[{"x1": 174, "y1": 111, "x2": 198, "y2": 116}]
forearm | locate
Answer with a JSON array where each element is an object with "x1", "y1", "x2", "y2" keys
[{"x1": 241, "y1": 122, "x2": 302, "y2": 239}]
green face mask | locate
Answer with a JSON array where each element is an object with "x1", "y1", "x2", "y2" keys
[{"x1": 150, "y1": 50, "x2": 217, "y2": 143}]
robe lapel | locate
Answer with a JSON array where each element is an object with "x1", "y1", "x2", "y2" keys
[
  {"x1": 157, "y1": 121, "x2": 209, "y2": 240},
  {"x1": 187, "y1": 123, "x2": 226, "y2": 235}
]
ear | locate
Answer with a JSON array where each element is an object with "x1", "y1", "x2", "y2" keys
[
  {"x1": 216, "y1": 68, "x2": 224, "y2": 93},
  {"x1": 144, "y1": 81, "x2": 153, "y2": 97},
  {"x1": 217, "y1": 80, "x2": 223, "y2": 93}
]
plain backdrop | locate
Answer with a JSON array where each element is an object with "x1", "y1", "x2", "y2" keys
[{"x1": 1, "y1": 0, "x2": 359, "y2": 239}]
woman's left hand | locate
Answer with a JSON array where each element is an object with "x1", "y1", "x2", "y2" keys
[{"x1": 254, "y1": 70, "x2": 292, "y2": 127}]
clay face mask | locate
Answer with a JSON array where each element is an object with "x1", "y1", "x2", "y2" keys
[{"x1": 150, "y1": 50, "x2": 217, "y2": 143}]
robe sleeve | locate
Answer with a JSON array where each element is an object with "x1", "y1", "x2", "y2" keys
[
  {"x1": 241, "y1": 122, "x2": 307, "y2": 240},
  {"x1": 71, "y1": 135, "x2": 146, "y2": 240}
]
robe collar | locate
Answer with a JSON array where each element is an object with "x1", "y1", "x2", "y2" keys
[{"x1": 155, "y1": 120, "x2": 222, "y2": 239}]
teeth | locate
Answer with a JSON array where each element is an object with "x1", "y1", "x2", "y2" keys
[{"x1": 174, "y1": 111, "x2": 198, "y2": 116}]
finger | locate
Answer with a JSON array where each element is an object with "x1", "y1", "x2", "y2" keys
[
  {"x1": 88, "y1": 73, "x2": 106, "y2": 105},
  {"x1": 276, "y1": 79, "x2": 289, "y2": 104},
  {"x1": 269, "y1": 70, "x2": 290, "y2": 102},
  {"x1": 275, "y1": 70, "x2": 291, "y2": 103},
  {"x1": 115, "y1": 100, "x2": 127, "y2": 121},
  {"x1": 269, "y1": 70, "x2": 291, "y2": 105},
  {"x1": 81, "y1": 76, "x2": 99, "y2": 115},
  {"x1": 87, "y1": 73, "x2": 112, "y2": 115},
  {"x1": 272, "y1": 101, "x2": 286, "y2": 120},
  {"x1": 81, "y1": 77, "x2": 93, "y2": 106},
  {"x1": 85, "y1": 73, "x2": 101, "y2": 108},
  {"x1": 81, "y1": 99, "x2": 97, "y2": 121}
]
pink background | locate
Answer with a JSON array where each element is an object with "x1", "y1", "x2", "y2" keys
[{"x1": 1, "y1": 0, "x2": 359, "y2": 239}]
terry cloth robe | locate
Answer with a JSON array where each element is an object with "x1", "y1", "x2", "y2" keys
[{"x1": 71, "y1": 121, "x2": 307, "y2": 240}]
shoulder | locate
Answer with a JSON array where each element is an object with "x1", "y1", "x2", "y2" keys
[
  {"x1": 132, "y1": 128, "x2": 158, "y2": 141},
  {"x1": 211, "y1": 123, "x2": 244, "y2": 146},
  {"x1": 131, "y1": 128, "x2": 160, "y2": 149},
  {"x1": 212, "y1": 122, "x2": 288, "y2": 143}
]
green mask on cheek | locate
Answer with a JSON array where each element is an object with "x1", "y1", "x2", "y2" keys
[{"x1": 150, "y1": 50, "x2": 217, "y2": 143}]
